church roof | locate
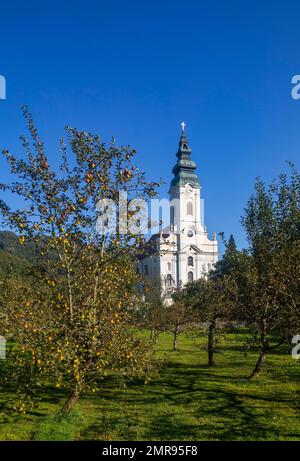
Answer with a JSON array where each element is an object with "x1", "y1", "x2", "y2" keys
[
  {"x1": 137, "y1": 228, "x2": 171, "y2": 260},
  {"x1": 137, "y1": 233, "x2": 159, "y2": 260},
  {"x1": 169, "y1": 127, "x2": 200, "y2": 191}
]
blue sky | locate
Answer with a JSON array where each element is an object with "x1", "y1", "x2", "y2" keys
[{"x1": 0, "y1": 0, "x2": 300, "y2": 252}]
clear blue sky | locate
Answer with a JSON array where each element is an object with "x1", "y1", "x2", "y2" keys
[{"x1": 0, "y1": 0, "x2": 300, "y2": 252}]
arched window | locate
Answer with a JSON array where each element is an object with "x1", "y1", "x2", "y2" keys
[
  {"x1": 144, "y1": 265, "x2": 149, "y2": 276},
  {"x1": 167, "y1": 262, "x2": 172, "y2": 271},
  {"x1": 187, "y1": 202, "x2": 193, "y2": 215},
  {"x1": 188, "y1": 256, "x2": 193, "y2": 266},
  {"x1": 166, "y1": 274, "x2": 172, "y2": 287},
  {"x1": 188, "y1": 271, "x2": 194, "y2": 283}
]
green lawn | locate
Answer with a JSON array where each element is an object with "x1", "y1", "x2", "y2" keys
[{"x1": 0, "y1": 331, "x2": 299, "y2": 441}]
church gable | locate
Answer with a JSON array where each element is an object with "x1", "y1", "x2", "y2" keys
[{"x1": 178, "y1": 243, "x2": 203, "y2": 255}]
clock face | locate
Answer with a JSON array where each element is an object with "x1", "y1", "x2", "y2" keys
[
  {"x1": 185, "y1": 183, "x2": 193, "y2": 198},
  {"x1": 187, "y1": 229, "x2": 194, "y2": 237}
]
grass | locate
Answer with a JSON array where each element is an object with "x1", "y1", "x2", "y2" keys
[
  {"x1": 34, "y1": 408, "x2": 87, "y2": 441},
  {"x1": 0, "y1": 330, "x2": 299, "y2": 441}
]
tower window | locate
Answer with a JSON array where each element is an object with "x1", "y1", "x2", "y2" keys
[
  {"x1": 170, "y1": 206, "x2": 175, "y2": 226},
  {"x1": 166, "y1": 274, "x2": 172, "y2": 287},
  {"x1": 167, "y1": 262, "x2": 172, "y2": 271},
  {"x1": 188, "y1": 271, "x2": 194, "y2": 283},
  {"x1": 187, "y1": 202, "x2": 193, "y2": 215},
  {"x1": 188, "y1": 256, "x2": 193, "y2": 267}
]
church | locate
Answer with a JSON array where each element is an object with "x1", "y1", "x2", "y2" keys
[{"x1": 138, "y1": 124, "x2": 218, "y2": 298}]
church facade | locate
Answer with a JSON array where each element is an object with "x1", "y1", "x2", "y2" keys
[{"x1": 138, "y1": 125, "x2": 218, "y2": 298}]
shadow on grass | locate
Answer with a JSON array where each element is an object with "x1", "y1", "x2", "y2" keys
[
  {"x1": 79, "y1": 355, "x2": 299, "y2": 440},
  {"x1": 1, "y1": 331, "x2": 299, "y2": 441}
]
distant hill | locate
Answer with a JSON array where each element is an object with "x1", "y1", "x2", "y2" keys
[{"x1": 0, "y1": 231, "x2": 37, "y2": 277}]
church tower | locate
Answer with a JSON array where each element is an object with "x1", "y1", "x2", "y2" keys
[
  {"x1": 166, "y1": 123, "x2": 218, "y2": 289},
  {"x1": 169, "y1": 123, "x2": 202, "y2": 235},
  {"x1": 138, "y1": 123, "x2": 218, "y2": 298}
]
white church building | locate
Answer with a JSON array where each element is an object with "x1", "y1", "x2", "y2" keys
[{"x1": 138, "y1": 124, "x2": 218, "y2": 298}]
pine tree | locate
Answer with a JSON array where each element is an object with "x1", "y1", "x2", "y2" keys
[{"x1": 227, "y1": 234, "x2": 237, "y2": 254}]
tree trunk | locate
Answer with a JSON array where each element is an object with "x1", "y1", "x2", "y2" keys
[
  {"x1": 248, "y1": 322, "x2": 268, "y2": 379},
  {"x1": 173, "y1": 327, "x2": 178, "y2": 351},
  {"x1": 150, "y1": 327, "x2": 158, "y2": 342},
  {"x1": 208, "y1": 319, "x2": 216, "y2": 367},
  {"x1": 248, "y1": 348, "x2": 267, "y2": 379},
  {"x1": 66, "y1": 263, "x2": 74, "y2": 322},
  {"x1": 150, "y1": 327, "x2": 154, "y2": 340},
  {"x1": 61, "y1": 383, "x2": 82, "y2": 413}
]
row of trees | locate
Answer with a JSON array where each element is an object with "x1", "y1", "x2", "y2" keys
[
  {"x1": 139, "y1": 167, "x2": 300, "y2": 378},
  {"x1": 0, "y1": 108, "x2": 299, "y2": 414}
]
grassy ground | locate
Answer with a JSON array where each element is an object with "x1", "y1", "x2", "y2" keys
[{"x1": 0, "y1": 330, "x2": 299, "y2": 441}]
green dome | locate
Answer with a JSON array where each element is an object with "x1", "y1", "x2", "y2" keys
[{"x1": 169, "y1": 132, "x2": 200, "y2": 190}]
